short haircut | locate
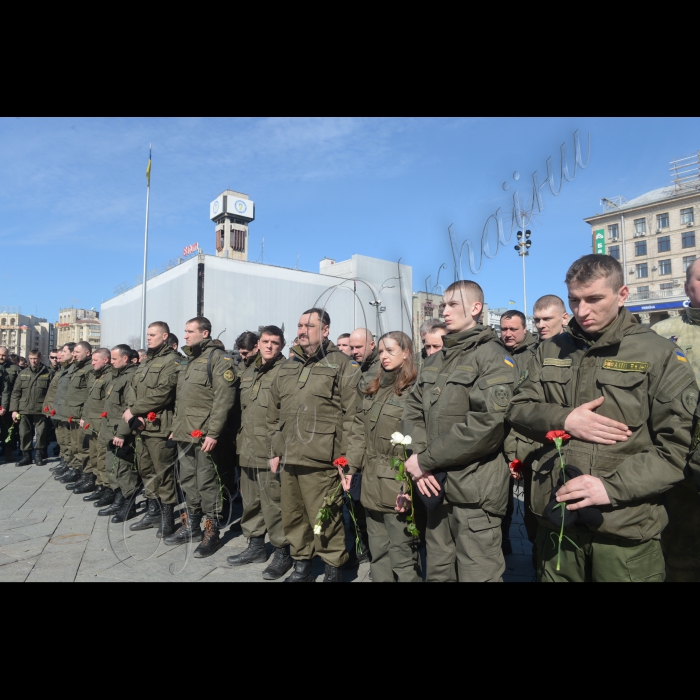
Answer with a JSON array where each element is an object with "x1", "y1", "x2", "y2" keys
[
  {"x1": 686, "y1": 258, "x2": 700, "y2": 284},
  {"x1": 260, "y1": 325, "x2": 286, "y2": 346},
  {"x1": 419, "y1": 319, "x2": 443, "y2": 336},
  {"x1": 337, "y1": 333, "x2": 350, "y2": 340},
  {"x1": 500, "y1": 310, "x2": 526, "y2": 327},
  {"x1": 10, "y1": 354, "x2": 19, "y2": 363},
  {"x1": 236, "y1": 331, "x2": 259, "y2": 351},
  {"x1": 424, "y1": 320, "x2": 447, "y2": 333},
  {"x1": 444, "y1": 280, "x2": 484, "y2": 305},
  {"x1": 167, "y1": 333, "x2": 179, "y2": 349},
  {"x1": 29, "y1": 350, "x2": 41, "y2": 358},
  {"x1": 131, "y1": 349, "x2": 142, "y2": 362},
  {"x1": 50, "y1": 348, "x2": 59, "y2": 354},
  {"x1": 302, "y1": 307, "x2": 331, "y2": 327},
  {"x1": 425, "y1": 325, "x2": 447, "y2": 336},
  {"x1": 112, "y1": 344, "x2": 131, "y2": 359},
  {"x1": 75, "y1": 341, "x2": 92, "y2": 354},
  {"x1": 138, "y1": 349, "x2": 148, "y2": 357},
  {"x1": 186, "y1": 316, "x2": 212, "y2": 335},
  {"x1": 565, "y1": 254, "x2": 623, "y2": 292},
  {"x1": 93, "y1": 347, "x2": 111, "y2": 360},
  {"x1": 534, "y1": 294, "x2": 566, "y2": 313},
  {"x1": 149, "y1": 321, "x2": 170, "y2": 334},
  {"x1": 62, "y1": 342, "x2": 76, "y2": 353}
]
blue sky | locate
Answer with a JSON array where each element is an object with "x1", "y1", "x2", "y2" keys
[{"x1": 1, "y1": 116, "x2": 699, "y2": 323}]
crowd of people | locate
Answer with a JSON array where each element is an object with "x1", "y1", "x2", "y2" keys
[{"x1": 2, "y1": 252, "x2": 700, "y2": 582}]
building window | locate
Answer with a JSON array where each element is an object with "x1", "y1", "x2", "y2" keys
[
  {"x1": 681, "y1": 207, "x2": 695, "y2": 225},
  {"x1": 636, "y1": 263, "x2": 648, "y2": 278},
  {"x1": 657, "y1": 235, "x2": 671, "y2": 253},
  {"x1": 682, "y1": 231, "x2": 696, "y2": 248},
  {"x1": 684, "y1": 255, "x2": 696, "y2": 272},
  {"x1": 609, "y1": 245, "x2": 620, "y2": 261},
  {"x1": 658, "y1": 259, "x2": 672, "y2": 275},
  {"x1": 657, "y1": 213, "x2": 669, "y2": 230},
  {"x1": 634, "y1": 218, "x2": 646, "y2": 235},
  {"x1": 660, "y1": 282, "x2": 674, "y2": 290},
  {"x1": 609, "y1": 223, "x2": 619, "y2": 240},
  {"x1": 635, "y1": 240, "x2": 647, "y2": 256},
  {"x1": 637, "y1": 286, "x2": 649, "y2": 293}
]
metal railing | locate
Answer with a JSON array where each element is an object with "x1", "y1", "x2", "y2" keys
[{"x1": 628, "y1": 288, "x2": 685, "y2": 302}]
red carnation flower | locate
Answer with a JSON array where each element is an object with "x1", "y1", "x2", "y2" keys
[
  {"x1": 147, "y1": 412, "x2": 157, "y2": 422},
  {"x1": 68, "y1": 417, "x2": 73, "y2": 424},
  {"x1": 509, "y1": 459, "x2": 523, "y2": 476},
  {"x1": 44, "y1": 406, "x2": 49, "y2": 413},
  {"x1": 190, "y1": 430, "x2": 204, "y2": 439},
  {"x1": 545, "y1": 430, "x2": 571, "y2": 443},
  {"x1": 100, "y1": 411, "x2": 107, "y2": 418},
  {"x1": 50, "y1": 410, "x2": 56, "y2": 416},
  {"x1": 84, "y1": 423, "x2": 91, "y2": 431},
  {"x1": 333, "y1": 457, "x2": 349, "y2": 468}
]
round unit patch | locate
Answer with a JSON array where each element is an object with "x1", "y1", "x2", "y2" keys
[{"x1": 223, "y1": 369, "x2": 235, "y2": 382}]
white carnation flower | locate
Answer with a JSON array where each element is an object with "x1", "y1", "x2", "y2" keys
[
  {"x1": 402, "y1": 435, "x2": 412, "y2": 446},
  {"x1": 390, "y1": 432, "x2": 404, "y2": 446},
  {"x1": 313, "y1": 524, "x2": 322, "y2": 536}
]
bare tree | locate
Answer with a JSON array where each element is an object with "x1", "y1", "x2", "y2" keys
[{"x1": 127, "y1": 335, "x2": 141, "y2": 350}]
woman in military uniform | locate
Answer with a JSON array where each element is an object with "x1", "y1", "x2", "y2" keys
[{"x1": 345, "y1": 331, "x2": 422, "y2": 582}]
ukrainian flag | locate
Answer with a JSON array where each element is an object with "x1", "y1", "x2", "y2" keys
[
  {"x1": 146, "y1": 147, "x2": 152, "y2": 186},
  {"x1": 508, "y1": 300, "x2": 516, "y2": 305}
]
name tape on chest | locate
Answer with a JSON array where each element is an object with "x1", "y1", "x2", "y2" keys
[
  {"x1": 543, "y1": 358, "x2": 573, "y2": 367},
  {"x1": 602, "y1": 360, "x2": 650, "y2": 373}
]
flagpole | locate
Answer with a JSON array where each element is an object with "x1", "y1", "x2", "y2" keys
[{"x1": 140, "y1": 145, "x2": 151, "y2": 348}]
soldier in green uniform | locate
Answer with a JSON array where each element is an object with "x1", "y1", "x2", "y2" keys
[
  {"x1": 48, "y1": 343, "x2": 76, "y2": 476},
  {"x1": 122, "y1": 322, "x2": 180, "y2": 532},
  {"x1": 228, "y1": 325, "x2": 292, "y2": 578},
  {"x1": 0, "y1": 346, "x2": 22, "y2": 463},
  {"x1": 9, "y1": 350, "x2": 51, "y2": 466},
  {"x1": 508, "y1": 255, "x2": 697, "y2": 582},
  {"x1": 96, "y1": 345, "x2": 140, "y2": 515},
  {"x1": 76, "y1": 349, "x2": 115, "y2": 496},
  {"x1": 345, "y1": 331, "x2": 421, "y2": 582},
  {"x1": 650, "y1": 258, "x2": 700, "y2": 581},
  {"x1": 165, "y1": 316, "x2": 236, "y2": 557},
  {"x1": 499, "y1": 309, "x2": 538, "y2": 555},
  {"x1": 266, "y1": 308, "x2": 359, "y2": 582},
  {"x1": 402, "y1": 280, "x2": 518, "y2": 582},
  {"x1": 413, "y1": 320, "x2": 446, "y2": 374},
  {"x1": 57, "y1": 342, "x2": 94, "y2": 487}
]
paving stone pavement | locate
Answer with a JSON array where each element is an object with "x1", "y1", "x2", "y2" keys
[{"x1": 0, "y1": 445, "x2": 534, "y2": 582}]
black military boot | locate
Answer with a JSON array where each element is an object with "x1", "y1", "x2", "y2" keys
[
  {"x1": 58, "y1": 468, "x2": 81, "y2": 484},
  {"x1": 193, "y1": 517, "x2": 223, "y2": 558},
  {"x1": 323, "y1": 563, "x2": 343, "y2": 582},
  {"x1": 284, "y1": 559, "x2": 314, "y2": 582},
  {"x1": 16, "y1": 452, "x2": 33, "y2": 467},
  {"x1": 94, "y1": 487, "x2": 115, "y2": 508},
  {"x1": 84, "y1": 484, "x2": 105, "y2": 502},
  {"x1": 34, "y1": 450, "x2": 45, "y2": 467},
  {"x1": 156, "y1": 503, "x2": 175, "y2": 539},
  {"x1": 111, "y1": 494, "x2": 138, "y2": 523},
  {"x1": 67, "y1": 471, "x2": 89, "y2": 490},
  {"x1": 129, "y1": 498, "x2": 160, "y2": 531},
  {"x1": 98, "y1": 489, "x2": 120, "y2": 514},
  {"x1": 262, "y1": 545, "x2": 293, "y2": 580},
  {"x1": 49, "y1": 458, "x2": 67, "y2": 472},
  {"x1": 164, "y1": 511, "x2": 203, "y2": 546},
  {"x1": 74, "y1": 473, "x2": 97, "y2": 494},
  {"x1": 227, "y1": 536, "x2": 267, "y2": 567}
]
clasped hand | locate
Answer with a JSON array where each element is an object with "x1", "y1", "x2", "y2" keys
[{"x1": 403, "y1": 453, "x2": 441, "y2": 497}]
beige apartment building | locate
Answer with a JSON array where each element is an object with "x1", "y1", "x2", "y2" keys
[
  {"x1": 0, "y1": 309, "x2": 52, "y2": 360},
  {"x1": 585, "y1": 176, "x2": 700, "y2": 326},
  {"x1": 55, "y1": 308, "x2": 101, "y2": 349}
]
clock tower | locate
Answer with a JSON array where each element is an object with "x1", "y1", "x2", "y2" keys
[{"x1": 210, "y1": 190, "x2": 255, "y2": 261}]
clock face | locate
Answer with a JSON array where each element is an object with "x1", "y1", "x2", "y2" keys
[
  {"x1": 213, "y1": 200, "x2": 220, "y2": 214},
  {"x1": 235, "y1": 200, "x2": 247, "y2": 214}
]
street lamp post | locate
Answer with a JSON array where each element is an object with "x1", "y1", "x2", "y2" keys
[{"x1": 514, "y1": 230, "x2": 532, "y2": 318}]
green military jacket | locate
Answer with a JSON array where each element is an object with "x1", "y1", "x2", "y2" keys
[
  {"x1": 266, "y1": 340, "x2": 360, "y2": 469},
  {"x1": 1, "y1": 362, "x2": 21, "y2": 409},
  {"x1": 52, "y1": 361, "x2": 76, "y2": 421},
  {"x1": 507, "y1": 309, "x2": 698, "y2": 542},
  {"x1": 84, "y1": 364, "x2": 116, "y2": 423},
  {"x1": 100, "y1": 363, "x2": 138, "y2": 446},
  {"x1": 402, "y1": 324, "x2": 518, "y2": 515},
  {"x1": 63, "y1": 358, "x2": 94, "y2": 421},
  {"x1": 414, "y1": 348, "x2": 427, "y2": 375},
  {"x1": 237, "y1": 352, "x2": 286, "y2": 468},
  {"x1": 172, "y1": 339, "x2": 237, "y2": 442},
  {"x1": 126, "y1": 343, "x2": 180, "y2": 438},
  {"x1": 9, "y1": 364, "x2": 52, "y2": 415},
  {"x1": 346, "y1": 368, "x2": 414, "y2": 513},
  {"x1": 652, "y1": 307, "x2": 700, "y2": 385},
  {"x1": 356, "y1": 348, "x2": 381, "y2": 396},
  {"x1": 45, "y1": 361, "x2": 67, "y2": 412}
]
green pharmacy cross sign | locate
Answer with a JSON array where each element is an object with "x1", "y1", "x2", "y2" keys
[{"x1": 594, "y1": 229, "x2": 605, "y2": 255}]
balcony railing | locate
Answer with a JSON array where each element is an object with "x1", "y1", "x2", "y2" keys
[{"x1": 627, "y1": 288, "x2": 686, "y2": 302}]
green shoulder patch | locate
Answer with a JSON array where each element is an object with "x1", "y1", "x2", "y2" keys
[
  {"x1": 602, "y1": 360, "x2": 649, "y2": 373},
  {"x1": 682, "y1": 387, "x2": 698, "y2": 414},
  {"x1": 543, "y1": 358, "x2": 573, "y2": 367},
  {"x1": 491, "y1": 385, "x2": 511, "y2": 408},
  {"x1": 223, "y1": 369, "x2": 235, "y2": 382}
]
